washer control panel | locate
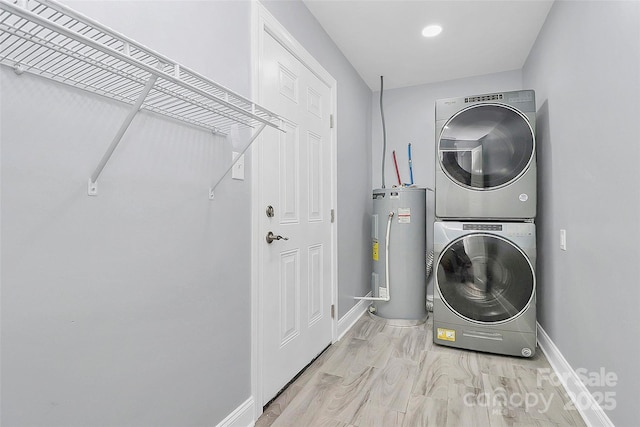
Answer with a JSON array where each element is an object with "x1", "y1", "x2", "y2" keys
[
  {"x1": 461, "y1": 222, "x2": 533, "y2": 237},
  {"x1": 463, "y1": 224, "x2": 502, "y2": 231}
]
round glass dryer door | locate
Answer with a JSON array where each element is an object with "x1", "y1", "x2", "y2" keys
[
  {"x1": 439, "y1": 104, "x2": 534, "y2": 189},
  {"x1": 436, "y1": 234, "x2": 534, "y2": 323}
]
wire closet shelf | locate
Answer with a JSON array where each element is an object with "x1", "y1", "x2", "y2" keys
[
  {"x1": 0, "y1": 0, "x2": 285, "y2": 195},
  {"x1": 0, "y1": 0, "x2": 283, "y2": 134}
]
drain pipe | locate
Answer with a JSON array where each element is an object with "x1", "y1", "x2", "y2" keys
[
  {"x1": 425, "y1": 187, "x2": 435, "y2": 311},
  {"x1": 380, "y1": 76, "x2": 387, "y2": 189},
  {"x1": 355, "y1": 211, "x2": 394, "y2": 302}
]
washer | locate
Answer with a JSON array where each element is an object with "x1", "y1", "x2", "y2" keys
[
  {"x1": 435, "y1": 90, "x2": 537, "y2": 220},
  {"x1": 433, "y1": 221, "x2": 536, "y2": 357}
]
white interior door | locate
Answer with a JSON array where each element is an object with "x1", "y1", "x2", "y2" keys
[{"x1": 258, "y1": 28, "x2": 335, "y2": 404}]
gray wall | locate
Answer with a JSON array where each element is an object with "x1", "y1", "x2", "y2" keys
[
  {"x1": 1, "y1": 1, "x2": 253, "y2": 426},
  {"x1": 261, "y1": 1, "x2": 373, "y2": 318},
  {"x1": 1, "y1": 0, "x2": 373, "y2": 425},
  {"x1": 370, "y1": 70, "x2": 523, "y2": 295},
  {"x1": 523, "y1": 1, "x2": 640, "y2": 425}
]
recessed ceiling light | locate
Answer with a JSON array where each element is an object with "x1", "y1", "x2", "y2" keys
[{"x1": 422, "y1": 24, "x2": 442, "y2": 38}]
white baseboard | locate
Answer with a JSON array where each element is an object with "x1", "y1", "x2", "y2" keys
[
  {"x1": 216, "y1": 397, "x2": 255, "y2": 427},
  {"x1": 336, "y1": 292, "x2": 372, "y2": 341},
  {"x1": 537, "y1": 323, "x2": 615, "y2": 427}
]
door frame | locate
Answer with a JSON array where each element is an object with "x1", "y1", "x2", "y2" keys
[{"x1": 250, "y1": 1, "x2": 338, "y2": 417}]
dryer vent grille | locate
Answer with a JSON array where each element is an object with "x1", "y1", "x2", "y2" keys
[{"x1": 465, "y1": 94, "x2": 503, "y2": 103}]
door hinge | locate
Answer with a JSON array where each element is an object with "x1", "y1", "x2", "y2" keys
[
  {"x1": 330, "y1": 114, "x2": 334, "y2": 129},
  {"x1": 330, "y1": 208, "x2": 335, "y2": 223},
  {"x1": 331, "y1": 304, "x2": 335, "y2": 319}
]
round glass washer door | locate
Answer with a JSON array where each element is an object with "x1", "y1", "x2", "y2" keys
[
  {"x1": 439, "y1": 104, "x2": 534, "y2": 190},
  {"x1": 436, "y1": 234, "x2": 535, "y2": 323}
]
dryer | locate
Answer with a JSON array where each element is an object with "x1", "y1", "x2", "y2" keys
[
  {"x1": 435, "y1": 90, "x2": 537, "y2": 220},
  {"x1": 433, "y1": 221, "x2": 536, "y2": 357}
]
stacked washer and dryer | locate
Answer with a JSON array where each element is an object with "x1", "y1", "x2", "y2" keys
[{"x1": 432, "y1": 90, "x2": 538, "y2": 358}]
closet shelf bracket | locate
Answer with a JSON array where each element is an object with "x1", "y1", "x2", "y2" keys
[
  {"x1": 208, "y1": 122, "x2": 267, "y2": 200},
  {"x1": 88, "y1": 65, "x2": 162, "y2": 196}
]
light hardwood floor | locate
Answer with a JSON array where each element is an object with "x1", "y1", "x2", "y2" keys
[{"x1": 256, "y1": 313, "x2": 587, "y2": 427}]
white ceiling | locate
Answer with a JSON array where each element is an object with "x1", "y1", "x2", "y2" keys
[{"x1": 302, "y1": 0, "x2": 554, "y2": 90}]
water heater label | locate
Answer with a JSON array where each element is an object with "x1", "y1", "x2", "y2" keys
[
  {"x1": 372, "y1": 241, "x2": 379, "y2": 261},
  {"x1": 437, "y1": 328, "x2": 456, "y2": 342},
  {"x1": 379, "y1": 286, "x2": 388, "y2": 299},
  {"x1": 397, "y1": 208, "x2": 411, "y2": 223}
]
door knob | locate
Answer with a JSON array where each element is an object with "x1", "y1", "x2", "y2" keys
[{"x1": 266, "y1": 231, "x2": 289, "y2": 244}]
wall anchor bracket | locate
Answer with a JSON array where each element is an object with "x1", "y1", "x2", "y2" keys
[
  {"x1": 88, "y1": 179, "x2": 98, "y2": 196},
  {"x1": 13, "y1": 63, "x2": 24, "y2": 75}
]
